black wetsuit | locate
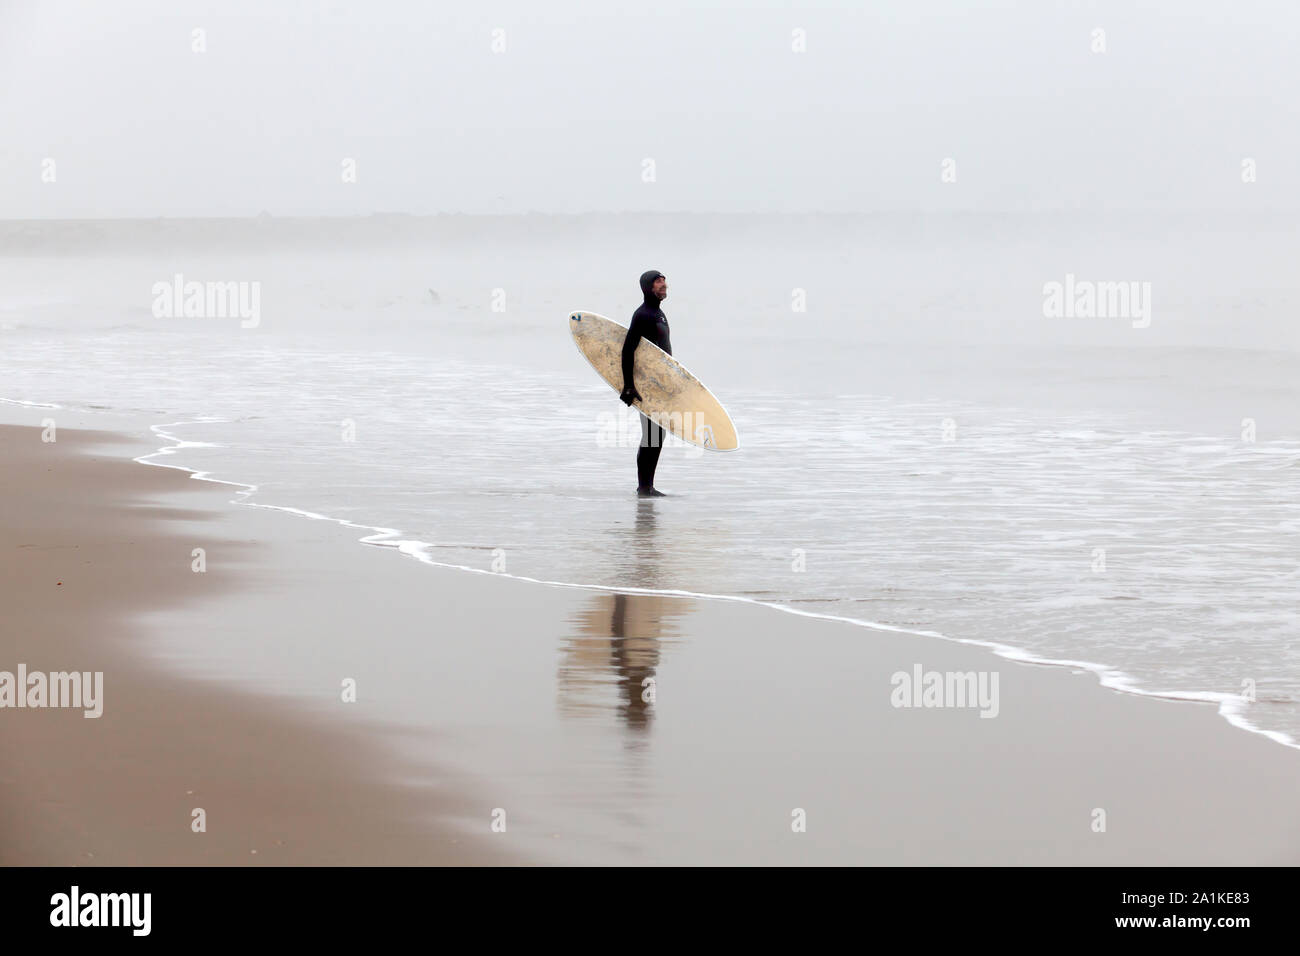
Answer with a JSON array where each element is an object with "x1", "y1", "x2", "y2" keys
[{"x1": 622, "y1": 270, "x2": 671, "y2": 489}]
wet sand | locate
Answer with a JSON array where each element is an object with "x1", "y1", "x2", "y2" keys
[
  {"x1": 0, "y1": 422, "x2": 514, "y2": 865},
  {"x1": 3, "y1": 418, "x2": 1300, "y2": 865}
]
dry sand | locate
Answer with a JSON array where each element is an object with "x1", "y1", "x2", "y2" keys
[{"x1": 2, "y1": 418, "x2": 1299, "y2": 865}]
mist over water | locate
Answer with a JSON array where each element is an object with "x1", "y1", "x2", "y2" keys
[{"x1": 4, "y1": 212, "x2": 1298, "y2": 745}]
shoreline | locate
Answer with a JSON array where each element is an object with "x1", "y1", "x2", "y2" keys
[
  {"x1": 132, "y1": 414, "x2": 1298, "y2": 760},
  {"x1": 3, "y1": 411, "x2": 1300, "y2": 864}
]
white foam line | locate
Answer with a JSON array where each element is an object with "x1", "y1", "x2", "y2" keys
[
  {"x1": 133, "y1": 418, "x2": 1299, "y2": 755},
  {"x1": 0, "y1": 397, "x2": 62, "y2": 408}
]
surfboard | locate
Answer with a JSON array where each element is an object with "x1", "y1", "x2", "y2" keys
[{"x1": 569, "y1": 311, "x2": 740, "y2": 452}]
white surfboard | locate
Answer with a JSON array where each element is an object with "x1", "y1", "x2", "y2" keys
[{"x1": 569, "y1": 311, "x2": 740, "y2": 452}]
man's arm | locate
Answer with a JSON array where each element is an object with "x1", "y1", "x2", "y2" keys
[{"x1": 620, "y1": 314, "x2": 646, "y2": 405}]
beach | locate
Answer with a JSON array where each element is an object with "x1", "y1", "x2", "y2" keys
[
  {"x1": 4, "y1": 411, "x2": 1299, "y2": 866},
  {"x1": 0, "y1": 418, "x2": 515, "y2": 865},
  {"x1": 7, "y1": 212, "x2": 1300, "y2": 752}
]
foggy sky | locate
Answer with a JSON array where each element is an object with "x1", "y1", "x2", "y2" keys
[{"x1": 2, "y1": 0, "x2": 1295, "y2": 218}]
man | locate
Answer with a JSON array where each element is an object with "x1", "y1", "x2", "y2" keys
[{"x1": 619, "y1": 269, "x2": 671, "y2": 497}]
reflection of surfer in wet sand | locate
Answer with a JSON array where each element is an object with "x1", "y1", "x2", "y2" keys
[
  {"x1": 559, "y1": 591, "x2": 684, "y2": 730},
  {"x1": 619, "y1": 270, "x2": 670, "y2": 497},
  {"x1": 608, "y1": 594, "x2": 659, "y2": 729}
]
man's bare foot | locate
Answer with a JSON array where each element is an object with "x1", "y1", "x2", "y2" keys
[{"x1": 637, "y1": 486, "x2": 666, "y2": 497}]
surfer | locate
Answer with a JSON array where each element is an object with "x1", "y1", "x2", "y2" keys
[{"x1": 620, "y1": 270, "x2": 671, "y2": 497}]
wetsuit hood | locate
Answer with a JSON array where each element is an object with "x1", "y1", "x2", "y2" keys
[{"x1": 639, "y1": 270, "x2": 664, "y2": 306}]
